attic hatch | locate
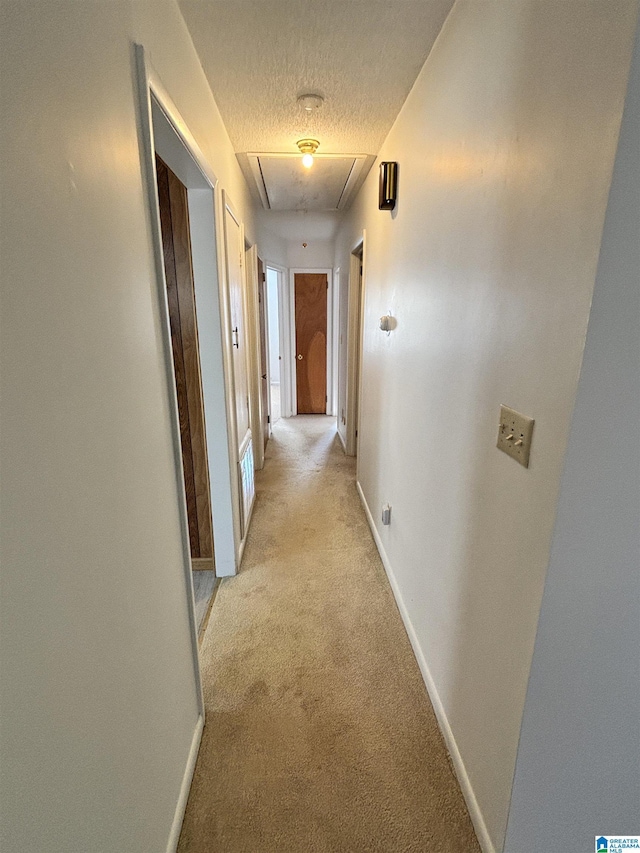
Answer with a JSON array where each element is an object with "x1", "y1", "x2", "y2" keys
[{"x1": 244, "y1": 153, "x2": 373, "y2": 211}]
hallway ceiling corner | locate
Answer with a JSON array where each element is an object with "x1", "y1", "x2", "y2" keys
[{"x1": 178, "y1": 0, "x2": 455, "y2": 210}]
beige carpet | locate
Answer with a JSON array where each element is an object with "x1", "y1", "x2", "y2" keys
[{"x1": 178, "y1": 416, "x2": 480, "y2": 853}]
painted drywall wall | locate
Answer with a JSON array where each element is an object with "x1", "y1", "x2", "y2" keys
[
  {"x1": 286, "y1": 238, "x2": 336, "y2": 269},
  {"x1": 255, "y1": 211, "x2": 288, "y2": 268},
  {"x1": 504, "y1": 18, "x2": 640, "y2": 852},
  {"x1": 334, "y1": 1, "x2": 638, "y2": 849},
  {"x1": 255, "y1": 209, "x2": 340, "y2": 269},
  {"x1": 0, "y1": 1, "x2": 256, "y2": 851}
]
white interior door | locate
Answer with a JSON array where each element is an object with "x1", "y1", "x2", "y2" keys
[{"x1": 224, "y1": 206, "x2": 250, "y2": 451}]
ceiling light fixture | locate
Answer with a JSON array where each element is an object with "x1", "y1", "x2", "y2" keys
[
  {"x1": 297, "y1": 93, "x2": 324, "y2": 112},
  {"x1": 297, "y1": 138, "x2": 319, "y2": 169}
]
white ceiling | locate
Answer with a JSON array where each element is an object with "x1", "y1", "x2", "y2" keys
[
  {"x1": 247, "y1": 153, "x2": 373, "y2": 211},
  {"x1": 178, "y1": 0, "x2": 454, "y2": 209}
]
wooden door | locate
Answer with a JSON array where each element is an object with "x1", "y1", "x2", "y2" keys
[
  {"x1": 156, "y1": 156, "x2": 213, "y2": 562},
  {"x1": 257, "y1": 258, "x2": 269, "y2": 449},
  {"x1": 295, "y1": 273, "x2": 327, "y2": 414}
]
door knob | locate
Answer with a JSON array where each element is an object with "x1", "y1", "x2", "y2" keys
[{"x1": 297, "y1": 354, "x2": 303, "y2": 360}]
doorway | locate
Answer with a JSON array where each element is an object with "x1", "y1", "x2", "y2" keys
[
  {"x1": 345, "y1": 242, "x2": 364, "y2": 456},
  {"x1": 140, "y1": 65, "x2": 240, "y2": 633},
  {"x1": 155, "y1": 155, "x2": 214, "y2": 572}
]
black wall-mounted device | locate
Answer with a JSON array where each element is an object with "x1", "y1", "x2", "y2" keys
[{"x1": 378, "y1": 161, "x2": 398, "y2": 210}]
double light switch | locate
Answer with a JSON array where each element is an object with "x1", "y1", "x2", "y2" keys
[{"x1": 497, "y1": 405, "x2": 534, "y2": 468}]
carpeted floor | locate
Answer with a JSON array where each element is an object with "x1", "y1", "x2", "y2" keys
[{"x1": 178, "y1": 416, "x2": 480, "y2": 853}]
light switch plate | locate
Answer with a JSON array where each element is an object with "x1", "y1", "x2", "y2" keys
[{"x1": 497, "y1": 405, "x2": 534, "y2": 467}]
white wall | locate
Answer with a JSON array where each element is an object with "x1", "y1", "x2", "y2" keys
[
  {"x1": 255, "y1": 213, "x2": 288, "y2": 268},
  {"x1": 504, "y1": 17, "x2": 640, "y2": 852},
  {"x1": 333, "y1": 1, "x2": 638, "y2": 850},
  {"x1": 0, "y1": 1, "x2": 256, "y2": 851},
  {"x1": 255, "y1": 209, "x2": 340, "y2": 269}
]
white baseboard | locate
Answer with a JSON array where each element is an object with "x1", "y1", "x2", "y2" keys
[
  {"x1": 337, "y1": 428, "x2": 347, "y2": 452},
  {"x1": 356, "y1": 481, "x2": 496, "y2": 853},
  {"x1": 166, "y1": 714, "x2": 204, "y2": 853}
]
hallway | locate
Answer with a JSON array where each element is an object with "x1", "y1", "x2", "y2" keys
[{"x1": 178, "y1": 416, "x2": 479, "y2": 852}]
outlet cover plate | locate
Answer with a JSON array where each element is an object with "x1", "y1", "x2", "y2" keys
[{"x1": 497, "y1": 405, "x2": 534, "y2": 467}]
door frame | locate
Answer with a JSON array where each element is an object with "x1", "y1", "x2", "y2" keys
[
  {"x1": 136, "y1": 43, "x2": 219, "y2": 851},
  {"x1": 154, "y1": 155, "x2": 215, "y2": 565},
  {"x1": 288, "y1": 268, "x2": 334, "y2": 416},
  {"x1": 331, "y1": 267, "x2": 340, "y2": 418},
  {"x1": 264, "y1": 263, "x2": 290, "y2": 417},
  {"x1": 346, "y1": 235, "x2": 366, "y2": 457},
  {"x1": 136, "y1": 46, "x2": 241, "y2": 584},
  {"x1": 244, "y1": 244, "x2": 264, "y2": 469},
  {"x1": 256, "y1": 256, "x2": 270, "y2": 454},
  {"x1": 222, "y1": 192, "x2": 255, "y2": 558}
]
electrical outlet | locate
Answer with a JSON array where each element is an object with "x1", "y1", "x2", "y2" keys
[{"x1": 497, "y1": 405, "x2": 534, "y2": 468}]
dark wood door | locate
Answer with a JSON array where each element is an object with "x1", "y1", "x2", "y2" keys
[
  {"x1": 257, "y1": 258, "x2": 269, "y2": 449},
  {"x1": 156, "y1": 155, "x2": 213, "y2": 562},
  {"x1": 295, "y1": 273, "x2": 327, "y2": 414}
]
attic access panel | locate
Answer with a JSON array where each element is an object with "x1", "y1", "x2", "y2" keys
[{"x1": 246, "y1": 153, "x2": 370, "y2": 211}]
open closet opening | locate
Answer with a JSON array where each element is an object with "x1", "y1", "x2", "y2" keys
[{"x1": 154, "y1": 154, "x2": 216, "y2": 637}]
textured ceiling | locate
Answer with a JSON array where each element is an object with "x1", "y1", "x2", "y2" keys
[
  {"x1": 178, "y1": 0, "x2": 454, "y2": 209},
  {"x1": 179, "y1": 0, "x2": 454, "y2": 155},
  {"x1": 255, "y1": 156, "x2": 359, "y2": 210}
]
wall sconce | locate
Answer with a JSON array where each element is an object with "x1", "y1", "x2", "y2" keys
[
  {"x1": 297, "y1": 138, "x2": 320, "y2": 168},
  {"x1": 379, "y1": 161, "x2": 398, "y2": 210}
]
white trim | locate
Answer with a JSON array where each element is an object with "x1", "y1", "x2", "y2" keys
[
  {"x1": 256, "y1": 256, "x2": 272, "y2": 442},
  {"x1": 331, "y1": 267, "x2": 341, "y2": 418},
  {"x1": 245, "y1": 244, "x2": 265, "y2": 470},
  {"x1": 289, "y1": 268, "x2": 333, "y2": 416},
  {"x1": 262, "y1": 260, "x2": 291, "y2": 420},
  {"x1": 279, "y1": 267, "x2": 292, "y2": 418},
  {"x1": 285, "y1": 269, "x2": 297, "y2": 416},
  {"x1": 262, "y1": 268, "x2": 274, "y2": 434},
  {"x1": 136, "y1": 44, "x2": 241, "y2": 583},
  {"x1": 355, "y1": 234, "x2": 366, "y2": 471},
  {"x1": 186, "y1": 189, "x2": 237, "y2": 577},
  {"x1": 137, "y1": 49, "x2": 216, "y2": 189},
  {"x1": 356, "y1": 481, "x2": 495, "y2": 853},
  {"x1": 337, "y1": 427, "x2": 347, "y2": 453},
  {"x1": 165, "y1": 716, "x2": 204, "y2": 853},
  {"x1": 134, "y1": 43, "x2": 206, "y2": 716},
  {"x1": 346, "y1": 236, "x2": 365, "y2": 457}
]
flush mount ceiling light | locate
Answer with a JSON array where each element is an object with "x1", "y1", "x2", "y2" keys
[
  {"x1": 297, "y1": 138, "x2": 320, "y2": 168},
  {"x1": 297, "y1": 93, "x2": 324, "y2": 112}
]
